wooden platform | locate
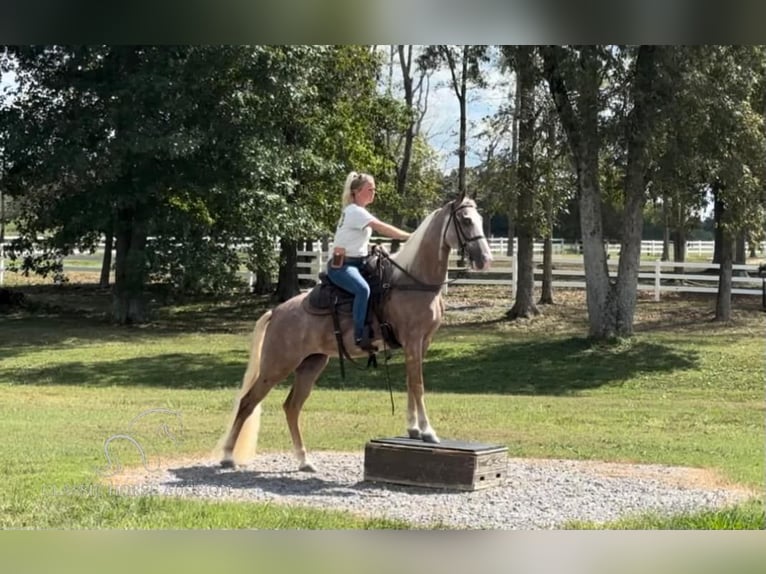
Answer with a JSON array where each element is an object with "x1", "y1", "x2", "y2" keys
[{"x1": 363, "y1": 437, "x2": 508, "y2": 491}]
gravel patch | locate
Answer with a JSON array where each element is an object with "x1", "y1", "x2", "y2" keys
[{"x1": 112, "y1": 452, "x2": 754, "y2": 529}]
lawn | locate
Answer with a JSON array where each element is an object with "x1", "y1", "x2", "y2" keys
[{"x1": 0, "y1": 281, "x2": 763, "y2": 528}]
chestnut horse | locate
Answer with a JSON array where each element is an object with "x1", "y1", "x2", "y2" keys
[{"x1": 219, "y1": 196, "x2": 492, "y2": 471}]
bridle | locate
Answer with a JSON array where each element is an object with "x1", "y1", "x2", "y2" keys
[
  {"x1": 381, "y1": 197, "x2": 487, "y2": 292},
  {"x1": 444, "y1": 198, "x2": 487, "y2": 255}
]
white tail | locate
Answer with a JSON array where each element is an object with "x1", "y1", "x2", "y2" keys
[{"x1": 217, "y1": 310, "x2": 272, "y2": 465}]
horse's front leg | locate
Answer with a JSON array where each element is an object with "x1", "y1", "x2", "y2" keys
[{"x1": 404, "y1": 340, "x2": 439, "y2": 444}]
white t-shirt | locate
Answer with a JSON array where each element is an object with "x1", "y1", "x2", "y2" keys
[{"x1": 332, "y1": 203, "x2": 376, "y2": 257}]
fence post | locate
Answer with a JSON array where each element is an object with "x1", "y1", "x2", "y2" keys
[
  {"x1": 654, "y1": 259, "x2": 661, "y2": 302},
  {"x1": 0, "y1": 243, "x2": 4, "y2": 286}
]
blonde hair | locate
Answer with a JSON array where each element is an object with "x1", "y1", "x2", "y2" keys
[{"x1": 342, "y1": 171, "x2": 373, "y2": 207}]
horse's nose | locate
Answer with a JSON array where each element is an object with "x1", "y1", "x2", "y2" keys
[{"x1": 476, "y1": 255, "x2": 492, "y2": 271}]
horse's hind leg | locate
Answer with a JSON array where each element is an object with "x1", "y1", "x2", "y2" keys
[
  {"x1": 220, "y1": 376, "x2": 271, "y2": 468},
  {"x1": 283, "y1": 354, "x2": 329, "y2": 472},
  {"x1": 221, "y1": 362, "x2": 296, "y2": 467}
]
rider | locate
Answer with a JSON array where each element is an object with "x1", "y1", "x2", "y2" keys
[{"x1": 327, "y1": 171, "x2": 411, "y2": 352}]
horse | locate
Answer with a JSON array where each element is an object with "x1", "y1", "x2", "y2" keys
[{"x1": 218, "y1": 196, "x2": 493, "y2": 471}]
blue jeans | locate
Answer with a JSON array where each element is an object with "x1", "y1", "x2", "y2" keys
[{"x1": 326, "y1": 261, "x2": 370, "y2": 341}]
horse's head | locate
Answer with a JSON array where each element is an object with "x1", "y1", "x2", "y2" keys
[{"x1": 444, "y1": 198, "x2": 493, "y2": 271}]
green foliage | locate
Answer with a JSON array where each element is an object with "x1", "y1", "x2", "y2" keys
[
  {"x1": 0, "y1": 45, "x2": 412, "y2": 302},
  {"x1": 652, "y1": 46, "x2": 765, "y2": 237}
]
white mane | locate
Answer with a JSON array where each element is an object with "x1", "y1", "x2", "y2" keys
[{"x1": 390, "y1": 207, "x2": 445, "y2": 271}]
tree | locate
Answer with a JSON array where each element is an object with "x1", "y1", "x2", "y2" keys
[
  {"x1": 652, "y1": 47, "x2": 765, "y2": 320},
  {"x1": 506, "y1": 46, "x2": 539, "y2": 319},
  {"x1": 269, "y1": 46, "x2": 412, "y2": 301},
  {"x1": 419, "y1": 45, "x2": 489, "y2": 197},
  {"x1": 537, "y1": 99, "x2": 574, "y2": 305},
  {"x1": 1, "y1": 46, "x2": 306, "y2": 322},
  {"x1": 543, "y1": 45, "x2": 667, "y2": 338},
  {"x1": 701, "y1": 47, "x2": 766, "y2": 320},
  {"x1": 385, "y1": 46, "x2": 430, "y2": 252}
]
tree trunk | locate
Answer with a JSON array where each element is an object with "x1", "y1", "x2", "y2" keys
[
  {"x1": 100, "y1": 229, "x2": 113, "y2": 288},
  {"x1": 275, "y1": 237, "x2": 299, "y2": 302},
  {"x1": 508, "y1": 46, "x2": 539, "y2": 319},
  {"x1": 392, "y1": 45, "x2": 417, "y2": 257},
  {"x1": 0, "y1": 187, "x2": 5, "y2": 244},
  {"x1": 613, "y1": 46, "x2": 659, "y2": 337},
  {"x1": 539, "y1": 230, "x2": 554, "y2": 305},
  {"x1": 505, "y1": 213, "x2": 515, "y2": 256},
  {"x1": 544, "y1": 45, "x2": 659, "y2": 338},
  {"x1": 506, "y1": 66, "x2": 521, "y2": 259},
  {"x1": 539, "y1": 100, "x2": 557, "y2": 306},
  {"x1": 661, "y1": 200, "x2": 670, "y2": 261},
  {"x1": 579, "y1": 162, "x2": 613, "y2": 336},
  {"x1": 539, "y1": 195, "x2": 554, "y2": 305},
  {"x1": 252, "y1": 267, "x2": 273, "y2": 295},
  {"x1": 713, "y1": 192, "x2": 724, "y2": 264},
  {"x1": 715, "y1": 229, "x2": 733, "y2": 321},
  {"x1": 112, "y1": 209, "x2": 148, "y2": 324},
  {"x1": 546, "y1": 46, "x2": 611, "y2": 336},
  {"x1": 458, "y1": 49, "x2": 468, "y2": 197},
  {"x1": 673, "y1": 227, "x2": 686, "y2": 277},
  {"x1": 734, "y1": 232, "x2": 747, "y2": 265},
  {"x1": 672, "y1": 228, "x2": 686, "y2": 263}
]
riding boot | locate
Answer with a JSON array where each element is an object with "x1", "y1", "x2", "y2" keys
[{"x1": 355, "y1": 331, "x2": 378, "y2": 353}]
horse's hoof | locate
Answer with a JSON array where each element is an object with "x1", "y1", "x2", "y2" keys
[
  {"x1": 299, "y1": 462, "x2": 317, "y2": 473},
  {"x1": 220, "y1": 459, "x2": 236, "y2": 470},
  {"x1": 407, "y1": 428, "x2": 422, "y2": 439},
  {"x1": 421, "y1": 432, "x2": 440, "y2": 444}
]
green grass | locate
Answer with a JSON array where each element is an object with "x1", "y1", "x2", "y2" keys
[
  {"x1": 0, "y1": 284, "x2": 763, "y2": 528},
  {"x1": 565, "y1": 499, "x2": 765, "y2": 529}
]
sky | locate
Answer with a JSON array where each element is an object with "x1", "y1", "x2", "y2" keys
[
  {"x1": 383, "y1": 46, "x2": 510, "y2": 172},
  {"x1": 0, "y1": 69, "x2": 15, "y2": 102}
]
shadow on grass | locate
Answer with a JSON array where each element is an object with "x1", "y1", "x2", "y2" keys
[
  {"x1": 7, "y1": 336, "x2": 699, "y2": 395},
  {"x1": 7, "y1": 353, "x2": 245, "y2": 390},
  {"x1": 0, "y1": 292, "x2": 268, "y2": 361},
  {"x1": 318, "y1": 337, "x2": 700, "y2": 395}
]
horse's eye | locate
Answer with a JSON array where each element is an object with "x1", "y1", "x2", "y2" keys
[{"x1": 461, "y1": 215, "x2": 472, "y2": 226}]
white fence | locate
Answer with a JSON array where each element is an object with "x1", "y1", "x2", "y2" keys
[
  {"x1": 483, "y1": 237, "x2": 766, "y2": 257},
  {"x1": 294, "y1": 249, "x2": 764, "y2": 302},
  {"x1": 432, "y1": 254, "x2": 764, "y2": 302},
  {"x1": 2, "y1": 240, "x2": 765, "y2": 302}
]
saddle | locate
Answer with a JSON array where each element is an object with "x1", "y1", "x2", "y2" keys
[{"x1": 302, "y1": 246, "x2": 401, "y2": 352}]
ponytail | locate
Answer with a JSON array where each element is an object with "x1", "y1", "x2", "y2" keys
[{"x1": 341, "y1": 171, "x2": 370, "y2": 207}]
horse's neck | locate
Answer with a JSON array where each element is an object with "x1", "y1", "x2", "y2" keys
[{"x1": 394, "y1": 207, "x2": 450, "y2": 286}]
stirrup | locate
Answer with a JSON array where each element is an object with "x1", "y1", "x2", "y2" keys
[{"x1": 355, "y1": 336, "x2": 378, "y2": 353}]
